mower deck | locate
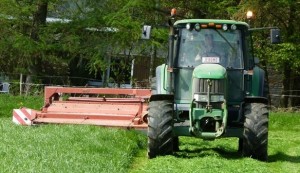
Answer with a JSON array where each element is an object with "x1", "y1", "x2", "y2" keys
[{"x1": 13, "y1": 87, "x2": 151, "y2": 129}]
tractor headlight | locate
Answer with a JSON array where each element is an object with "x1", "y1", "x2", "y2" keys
[
  {"x1": 194, "y1": 94, "x2": 208, "y2": 102},
  {"x1": 222, "y1": 24, "x2": 228, "y2": 31},
  {"x1": 231, "y1": 24, "x2": 237, "y2": 30},
  {"x1": 210, "y1": 95, "x2": 224, "y2": 102},
  {"x1": 194, "y1": 94, "x2": 224, "y2": 102},
  {"x1": 186, "y1": 23, "x2": 192, "y2": 30}
]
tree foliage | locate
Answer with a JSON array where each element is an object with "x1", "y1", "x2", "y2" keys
[
  {"x1": 0, "y1": 0, "x2": 300, "y2": 106},
  {"x1": 234, "y1": 0, "x2": 300, "y2": 107}
]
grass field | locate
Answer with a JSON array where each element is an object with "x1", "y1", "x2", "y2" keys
[{"x1": 0, "y1": 95, "x2": 299, "y2": 173}]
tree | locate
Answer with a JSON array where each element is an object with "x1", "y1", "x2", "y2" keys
[
  {"x1": 0, "y1": 0, "x2": 72, "y2": 94},
  {"x1": 1, "y1": 0, "x2": 299, "y2": 107},
  {"x1": 234, "y1": 0, "x2": 300, "y2": 107}
]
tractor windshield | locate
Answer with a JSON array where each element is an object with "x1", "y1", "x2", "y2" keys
[{"x1": 177, "y1": 28, "x2": 243, "y2": 69}]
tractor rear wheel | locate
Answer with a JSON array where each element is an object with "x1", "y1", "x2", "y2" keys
[
  {"x1": 242, "y1": 103, "x2": 269, "y2": 161},
  {"x1": 173, "y1": 136, "x2": 179, "y2": 151},
  {"x1": 147, "y1": 100, "x2": 174, "y2": 158}
]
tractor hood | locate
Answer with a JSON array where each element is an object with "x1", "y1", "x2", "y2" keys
[{"x1": 193, "y1": 64, "x2": 226, "y2": 79}]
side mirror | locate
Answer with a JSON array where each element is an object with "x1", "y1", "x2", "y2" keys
[
  {"x1": 270, "y1": 28, "x2": 280, "y2": 44},
  {"x1": 141, "y1": 25, "x2": 151, "y2": 40}
]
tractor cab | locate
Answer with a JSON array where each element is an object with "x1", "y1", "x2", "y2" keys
[
  {"x1": 175, "y1": 25, "x2": 243, "y2": 69},
  {"x1": 171, "y1": 20, "x2": 250, "y2": 119}
]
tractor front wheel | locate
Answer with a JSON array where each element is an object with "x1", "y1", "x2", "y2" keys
[
  {"x1": 147, "y1": 100, "x2": 174, "y2": 158},
  {"x1": 242, "y1": 103, "x2": 269, "y2": 161}
]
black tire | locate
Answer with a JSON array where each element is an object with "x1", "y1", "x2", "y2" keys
[
  {"x1": 173, "y1": 136, "x2": 179, "y2": 152},
  {"x1": 238, "y1": 138, "x2": 243, "y2": 153},
  {"x1": 242, "y1": 103, "x2": 269, "y2": 161},
  {"x1": 150, "y1": 77, "x2": 157, "y2": 94},
  {"x1": 147, "y1": 100, "x2": 174, "y2": 158}
]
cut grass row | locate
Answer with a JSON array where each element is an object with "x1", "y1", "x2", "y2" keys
[
  {"x1": 130, "y1": 112, "x2": 300, "y2": 173},
  {"x1": 0, "y1": 118, "x2": 146, "y2": 172},
  {"x1": 0, "y1": 95, "x2": 147, "y2": 172},
  {"x1": 0, "y1": 95, "x2": 299, "y2": 172}
]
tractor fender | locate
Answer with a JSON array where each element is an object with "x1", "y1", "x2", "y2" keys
[
  {"x1": 251, "y1": 66, "x2": 266, "y2": 97},
  {"x1": 150, "y1": 94, "x2": 174, "y2": 102},
  {"x1": 245, "y1": 96, "x2": 268, "y2": 104},
  {"x1": 154, "y1": 64, "x2": 169, "y2": 94}
]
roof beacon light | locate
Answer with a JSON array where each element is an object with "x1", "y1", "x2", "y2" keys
[
  {"x1": 246, "y1": 11, "x2": 253, "y2": 19},
  {"x1": 171, "y1": 8, "x2": 176, "y2": 17}
]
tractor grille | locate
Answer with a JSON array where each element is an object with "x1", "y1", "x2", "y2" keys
[{"x1": 193, "y1": 79, "x2": 225, "y2": 94}]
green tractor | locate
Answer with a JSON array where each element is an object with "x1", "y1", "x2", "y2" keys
[{"x1": 147, "y1": 14, "x2": 280, "y2": 161}]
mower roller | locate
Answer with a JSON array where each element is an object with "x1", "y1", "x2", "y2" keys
[{"x1": 13, "y1": 86, "x2": 151, "y2": 129}]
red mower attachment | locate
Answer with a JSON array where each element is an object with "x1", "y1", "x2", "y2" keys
[{"x1": 13, "y1": 86, "x2": 151, "y2": 129}]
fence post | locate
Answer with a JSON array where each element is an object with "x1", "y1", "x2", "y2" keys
[{"x1": 20, "y1": 73, "x2": 23, "y2": 95}]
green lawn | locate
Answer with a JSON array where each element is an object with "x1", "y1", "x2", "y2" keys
[
  {"x1": 131, "y1": 114, "x2": 300, "y2": 173},
  {"x1": 0, "y1": 118, "x2": 146, "y2": 173},
  {"x1": 1, "y1": 95, "x2": 299, "y2": 173}
]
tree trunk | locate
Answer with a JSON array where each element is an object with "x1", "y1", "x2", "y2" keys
[
  {"x1": 280, "y1": 1, "x2": 296, "y2": 108},
  {"x1": 31, "y1": 2, "x2": 48, "y2": 40},
  {"x1": 25, "y1": 1, "x2": 48, "y2": 95},
  {"x1": 287, "y1": 2, "x2": 299, "y2": 108}
]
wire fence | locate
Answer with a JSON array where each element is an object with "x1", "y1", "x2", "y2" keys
[
  {"x1": 1, "y1": 72, "x2": 300, "y2": 110},
  {"x1": 0, "y1": 72, "x2": 151, "y2": 96},
  {"x1": 269, "y1": 106, "x2": 300, "y2": 112}
]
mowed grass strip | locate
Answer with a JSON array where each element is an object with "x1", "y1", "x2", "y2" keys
[
  {"x1": 130, "y1": 112, "x2": 300, "y2": 173},
  {"x1": 1, "y1": 95, "x2": 300, "y2": 173},
  {"x1": 0, "y1": 118, "x2": 146, "y2": 173},
  {"x1": 0, "y1": 95, "x2": 146, "y2": 172}
]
